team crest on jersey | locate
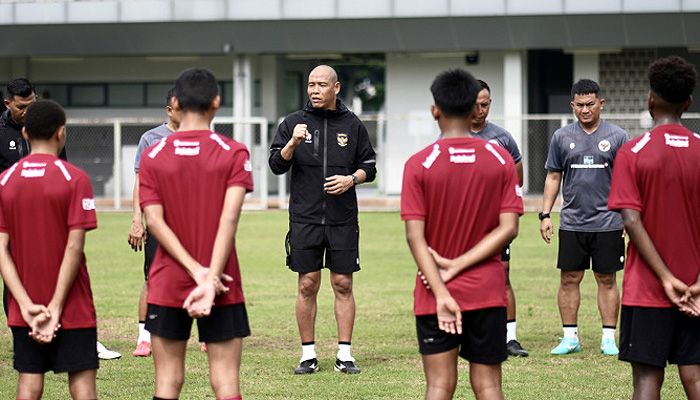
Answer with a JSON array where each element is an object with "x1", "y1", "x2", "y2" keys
[
  {"x1": 337, "y1": 133, "x2": 349, "y2": 147},
  {"x1": 598, "y1": 139, "x2": 611, "y2": 152},
  {"x1": 8, "y1": 140, "x2": 16, "y2": 150}
]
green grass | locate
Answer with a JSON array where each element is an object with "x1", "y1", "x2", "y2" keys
[{"x1": 0, "y1": 211, "x2": 688, "y2": 399}]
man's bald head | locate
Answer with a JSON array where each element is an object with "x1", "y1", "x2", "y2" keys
[
  {"x1": 307, "y1": 65, "x2": 341, "y2": 110},
  {"x1": 309, "y1": 65, "x2": 338, "y2": 84}
]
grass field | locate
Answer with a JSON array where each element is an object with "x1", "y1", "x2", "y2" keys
[{"x1": 0, "y1": 211, "x2": 688, "y2": 399}]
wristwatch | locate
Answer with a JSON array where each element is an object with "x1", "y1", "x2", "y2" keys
[
  {"x1": 538, "y1": 212, "x2": 551, "y2": 221},
  {"x1": 351, "y1": 174, "x2": 359, "y2": 185}
]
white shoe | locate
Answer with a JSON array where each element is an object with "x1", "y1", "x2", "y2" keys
[{"x1": 97, "y1": 341, "x2": 122, "y2": 360}]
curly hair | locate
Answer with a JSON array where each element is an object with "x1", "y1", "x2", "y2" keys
[{"x1": 648, "y1": 56, "x2": 697, "y2": 104}]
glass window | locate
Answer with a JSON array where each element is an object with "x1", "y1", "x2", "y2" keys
[
  {"x1": 35, "y1": 84, "x2": 69, "y2": 106},
  {"x1": 108, "y1": 83, "x2": 144, "y2": 107},
  {"x1": 70, "y1": 85, "x2": 106, "y2": 107},
  {"x1": 222, "y1": 82, "x2": 233, "y2": 106},
  {"x1": 146, "y1": 83, "x2": 173, "y2": 107}
]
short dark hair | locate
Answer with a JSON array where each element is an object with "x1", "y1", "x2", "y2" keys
[
  {"x1": 648, "y1": 56, "x2": 697, "y2": 104},
  {"x1": 166, "y1": 87, "x2": 176, "y2": 106},
  {"x1": 430, "y1": 69, "x2": 480, "y2": 117},
  {"x1": 5, "y1": 78, "x2": 35, "y2": 100},
  {"x1": 571, "y1": 79, "x2": 600, "y2": 99},
  {"x1": 174, "y1": 68, "x2": 219, "y2": 112},
  {"x1": 24, "y1": 100, "x2": 66, "y2": 140},
  {"x1": 478, "y1": 79, "x2": 490, "y2": 93}
]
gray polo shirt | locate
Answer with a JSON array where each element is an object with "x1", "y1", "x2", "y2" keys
[
  {"x1": 545, "y1": 120, "x2": 628, "y2": 232},
  {"x1": 472, "y1": 122, "x2": 522, "y2": 163},
  {"x1": 134, "y1": 123, "x2": 172, "y2": 173}
]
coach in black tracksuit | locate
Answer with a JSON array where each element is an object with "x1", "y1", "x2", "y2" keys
[{"x1": 269, "y1": 65, "x2": 376, "y2": 375}]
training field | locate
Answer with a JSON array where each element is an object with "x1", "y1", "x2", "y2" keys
[{"x1": 0, "y1": 211, "x2": 687, "y2": 399}]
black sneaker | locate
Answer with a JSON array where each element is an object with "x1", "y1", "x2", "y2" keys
[
  {"x1": 294, "y1": 358, "x2": 319, "y2": 374},
  {"x1": 506, "y1": 340, "x2": 529, "y2": 357},
  {"x1": 335, "y1": 358, "x2": 361, "y2": 374}
]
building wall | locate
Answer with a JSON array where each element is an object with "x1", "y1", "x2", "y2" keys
[{"x1": 384, "y1": 51, "x2": 506, "y2": 194}]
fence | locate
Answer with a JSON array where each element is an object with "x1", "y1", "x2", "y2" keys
[{"x1": 64, "y1": 112, "x2": 700, "y2": 210}]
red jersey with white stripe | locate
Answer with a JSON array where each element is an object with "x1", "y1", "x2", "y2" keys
[
  {"x1": 139, "y1": 130, "x2": 253, "y2": 308},
  {"x1": 0, "y1": 153, "x2": 97, "y2": 329},
  {"x1": 401, "y1": 136, "x2": 524, "y2": 315},
  {"x1": 609, "y1": 124, "x2": 700, "y2": 308}
]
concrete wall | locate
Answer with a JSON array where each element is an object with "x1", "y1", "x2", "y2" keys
[{"x1": 384, "y1": 51, "x2": 506, "y2": 194}]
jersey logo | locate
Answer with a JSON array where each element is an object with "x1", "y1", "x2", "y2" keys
[
  {"x1": 448, "y1": 147, "x2": 476, "y2": 164},
  {"x1": 665, "y1": 133, "x2": 689, "y2": 148},
  {"x1": 485, "y1": 143, "x2": 506, "y2": 165},
  {"x1": 8, "y1": 140, "x2": 16, "y2": 151},
  {"x1": 20, "y1": 161, "x2": 46, "y2": 178},
  {"x1": 515, "y1": 185, "x2": 523, "y2": 198},
  {"x1": 337, "y1": 133, "x2": 348, "y2": 147},
  {"x1": 598, "y1": 139, "x2": 611, "y2": 152},
  {"x1": 209, "y1": 134, "x2": 231, "y2": 151},
  {"x1": 422, "y1": 144, "x2": 440, "y2": 169},
  {"x1": 174, "y1": 139, "x2": 200, "y2": 156},
  {"x1": 82, "y1": 198, "x2": 96, "y2": 211},
  {"x1": 305, "y1": 132, "x2": 312, "y2": 143},
  {"x1": 569, "y1": 142, "x2": 575, "y2": 149},
  {"x1": 244, "y1": 159, "x2": 252, "y2": 172}
]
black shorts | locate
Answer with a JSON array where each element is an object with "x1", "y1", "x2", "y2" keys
[
  {"x1": 557, "y1": 229, "x2": 624, "y2": 273},
  {"x1": 143, "y1": 230, "x2": 159, "y2": 281},
  {"x1": 619, "y1": 306, "x2": 700, "y2": 368},
  {"x1": 416, "y1": 307, "x2": 507, "y2": 364},
  {"x1": 145, "y1": 303, "x2": 250, "y2": 342},
  {"x1": 12, "y1": 327, "x2": 99, "y2": 374},
  {"x1": 286, "y1": 222, "x2": 360, "y2": 274},
  {"x1": 501, "y1": 243, "x2": 511, "y2": 262}
]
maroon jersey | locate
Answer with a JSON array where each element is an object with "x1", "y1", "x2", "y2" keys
[
  {"x1": 0, "y1": 154, "x2": 97, "y2": 329},
  {"x1": 609, "y1": 124, "x2": 700, "y2": 308},
  {"x1": 401, "y1": 136, "x2": 523, "y2": 315},
  {"x1": 139, "y1": 130, "x2": 253, "y2": 308}
]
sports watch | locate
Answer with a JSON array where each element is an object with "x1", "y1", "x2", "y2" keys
[
  {"x1": 351, "y1": 174, "x2": 359, "y2": 185},
  {"x1": 538, "y1": 212, "x2": 551, "y2": 221}
]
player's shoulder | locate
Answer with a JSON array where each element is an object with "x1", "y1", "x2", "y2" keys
[
  {"x1": 208, "y1": 131, "x2": 249, "y2": 153},
  {"x1": 486, "y1": 122, "x2": 512, "y2": 137},
  {"x1": 281, "y1": 110, "x2": 306, "y2": 125},
  {"x1": 600, "y1": 120, "x2": 628, "y2": 137},
  {"x1": 53, "y1": 159, "x2": 90, "y2": 181}
]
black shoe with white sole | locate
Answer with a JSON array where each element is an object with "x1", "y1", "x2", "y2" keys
[
  {"x1": 335, "y1": 358, "x2": 361, "y2": 374},
  {"x1": 294, "y1": 358, "x2": 320, "y2": 374}
]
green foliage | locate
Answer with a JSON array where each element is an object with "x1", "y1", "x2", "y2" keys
[{"x1": 0, "y1": 212, "x2": 686, "y2": 399}]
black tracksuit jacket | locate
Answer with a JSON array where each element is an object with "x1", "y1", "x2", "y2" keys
[{"x1": 269, "y1": 100, "x2": 377, "y2": 225}]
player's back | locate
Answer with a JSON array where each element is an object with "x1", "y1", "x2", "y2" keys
[
  {"x1": 140, "y1": 130, "x2": 251, "y2": 257},
  {"x1": 0, "y1": 153, "x2": 97, "y2": 328}
]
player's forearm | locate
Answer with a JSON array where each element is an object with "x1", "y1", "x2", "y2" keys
[
  {"x1": 132, "y1": 174, "x2": 143, "y2": 224},
  {"x1": 515, "y1": 161, "x2": 524, "y2": 187},
  {"x1": 144, "y1": 206, "x2": 201, "y2": 278},
  {"x1": 621, "y1": 209, "x2": 675, "y2": 282},
  {"x1": 451, "y1": 213, "x2": 520, "y2": 273},
  {"x1": 541, "y1": 171, "x2": 562, "y2": 213},
  {"x1": 49, "y1": 230, "x2": 86, "y2": 312},
  {"x1": 279, "y1": 140, "x2": 299, "y2": 161},
  {"x1": 208, "y1": 187, "x2": 246, "y2": 278},
  {"x1": 405, "y1": 221, "x2": 451, "y2": 298},
  {"x1": 0, "y1": 235, "x2": 34, "y2": 310}
]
